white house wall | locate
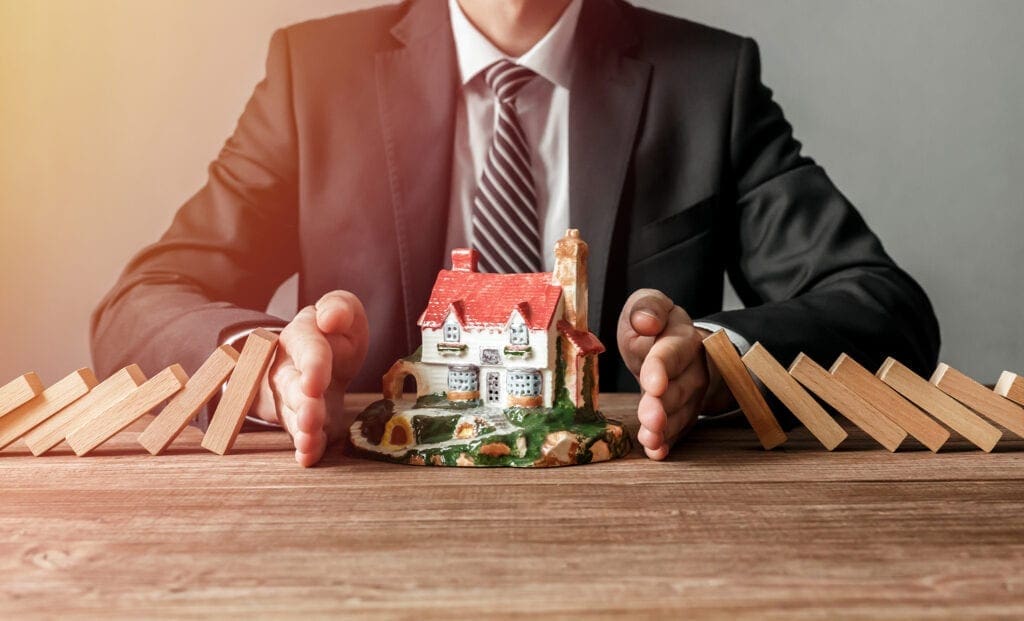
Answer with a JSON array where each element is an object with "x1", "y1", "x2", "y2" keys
[{"x1": 417, "y1": 298, "x2": 565, "y2": 407}]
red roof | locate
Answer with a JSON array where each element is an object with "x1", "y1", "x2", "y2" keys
[
  {"x1": 558, "y1": 320, "x2": 605, "y2": 355},
  {"x1": 419, "y1": 270, "x2": 563, "y2": 331}
]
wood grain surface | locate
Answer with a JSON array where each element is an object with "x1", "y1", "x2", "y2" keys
[
  {"x1": 2, "y1": 394, "x2": 1023, "y2": 620},
  {"x1": 742, "y1": 343, "x2": 847, "y2": 450},
  {"x1": 879, "y1": 358, "x2": 1002, "y2": 452},
  {"x1": 790, "y1": 355, "x2": 907, "y2": 452},
  {"x1": 703, "y1": 331, "x2": 786, "y2": 449},
  {"x1": 23, "y1": 365, "x2": 147, "y2": 456},
  {"x1": 996, "y1": 371, "x2": 1024, "y2": 406},
  {"x1": 65, "y1": 365, "x2": 188, "y2": 457},
  {"x1": 831, "y1": 354, "x2": 950, "y2": 452},
  {"x1": 0, "y1": 372, "x2": 45, "y2": 418},
  {"x1": 139, "y1": 345, "x2": 239, "y2": 455},
  {"x1": 932, "y1": 363, "x2": 1024, "y2": 438},
  {"x1": 0, "y1": 368, "x2": 98, "y2": 450},
  {"x1": 202, "y1": 329, "x2": 278, "y2": 455}
]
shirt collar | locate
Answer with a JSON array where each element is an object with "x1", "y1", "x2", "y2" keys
[{"x1": 448, "y1": 0, "x2": 582, "y2": 89}]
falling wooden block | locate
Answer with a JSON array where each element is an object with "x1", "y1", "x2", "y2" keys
[
  {"x1": 23, "y1": 365, "x2": 147, "y2": 456},
  {"x1": 0, "y1": 369, "x2": 98, "y2": 450},
  {"x1": 66, "y1": 365, "x2": 188, "y2": 456},
  {"x1": 741, "y1": 343, "x2": 847, "y2": 450},
  {"x1": 831, "y1": 354, "x2": 950, "y2": 452},
  {"x1": 789, "y1": 354, "x2": 907, "y2": 452},
  {"x1": 202, "y1": 329, "x2": 279, "y2": 455},
  {"x1": 995, "y1": 371, "x2": 1024, "y2": 407},
  {"x1": 139, "y1": 345, "x2": 240, "y2": 455},
  {"x1": 931, "y1": 363, "x2": 1024, "y2": 439},
  {"x1": 702, "y1": 330, "x2": 786, "y2": 450},
  {"x1": 877, "y1": 358, "x2": 1001, "y2": 452},
  {"x1": 0, "y1": 372, "x2": 45, "y2": 418}
]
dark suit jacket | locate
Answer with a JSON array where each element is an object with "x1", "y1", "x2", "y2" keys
[{"x1": 91, "y1": 0, "x2": 941, "y2": 403}]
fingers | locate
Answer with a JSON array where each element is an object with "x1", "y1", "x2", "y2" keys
[
  {"x1": 634, "y1": 330, "x2": 709, "y2": 461},
  {"x1": 315, "y1": 290, "x2": 370, "y2": 384},
  {"x1": 636, "y1": 385, "x2": 703, "y2": 461},
  {"x1": 272, "y1": 361, "x2": 326, "y2": 433},
  {"x1": 638, "y1": 319, "x2": 703, "y2": 396},
  {"x1": 626, "y1": 289, "x2": 675, "y2": 337},
  {"x1": 270, "y1": 361, "x2": 329, "y2": 467},
  {"x1": 315, "y1": 290, "x2": 366, "y2": 337},
  {"x1": 281, "y1": 306, "x2": 333, "y2": 398},
  {"x1": 617, "y1": 289, "x2": 686, "y2": 377}
]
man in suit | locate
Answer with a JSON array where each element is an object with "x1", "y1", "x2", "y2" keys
[{"x1": 91, "y1": 0, "x2": 940, "y2": 466}]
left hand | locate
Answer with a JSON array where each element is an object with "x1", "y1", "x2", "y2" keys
[{"x1": 616, "y1": 289, "x2": 730, "y2": 460}]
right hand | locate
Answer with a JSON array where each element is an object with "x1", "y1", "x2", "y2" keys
[{"x1": 250, "y1": 291, "x2": 369, "y2": 467}]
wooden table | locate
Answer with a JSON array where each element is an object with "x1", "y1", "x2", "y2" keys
[{"x1": 2, "y1": 393, "x2": 1023, "y2": 619}]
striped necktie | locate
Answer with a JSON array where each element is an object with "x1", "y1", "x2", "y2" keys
[{"x1": 471, "y1": 60, "x2": 543, "y2": 274}]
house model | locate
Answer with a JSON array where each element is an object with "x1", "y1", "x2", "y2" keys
[
  {"x1": 381, "y1": 228, "x2": 604, "y2": 412},
  {"x1": 350, "y1": 229, "x2": 630, "y2": 468}
]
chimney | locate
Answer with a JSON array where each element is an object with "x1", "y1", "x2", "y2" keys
[
  {"x1": 451, "y1": 248, "x2": 479, "y2": 272},
  {"x1": 553, "y1": 229, "x2": 589, "y2": 332}
]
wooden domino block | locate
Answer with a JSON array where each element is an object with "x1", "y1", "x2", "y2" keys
[
  {"x1": 0, "y1": 372, "x2": 45, "y2": 418},
  {"x1": 702, "y1": 330, "x2": 786, "y2": 450},
  {"x1": 931, "y1": 363, "x2": 1024, "y2": 439},
  {"x1": 877, "y1": 358, "x2": 1001, "y2": 452},
  {"x1": 741, "y1": 343, "x2": 847, "y2": 450},
  {"x1": 789, "y1": 354, "x2": 907, "y2": 452},
  {"x1": 831, "y1": 354, "x2": 950, "y2": 452},
  {"x1": 202, "y1": 329, "x2": 279, "y2": 455},
  {"x1": 0, "y1": 369, "x2": 98, "y2": 450},
  {"x1": 66, "y1": 365, "x2": 188, "y2": 456},
  {"x1": 139, "y1": 345, "x2": 240, "y2": 455},
  {"x1": 23, "y1": 365, "x2": 147, "y2": 456},
  {"x1": 995, "y1": 371, "x2": 1024, "y2": 407}
]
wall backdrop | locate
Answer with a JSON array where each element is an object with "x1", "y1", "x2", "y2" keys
[{"x1": 2, "y1": 0, "x2": 1022, "y2": 387}]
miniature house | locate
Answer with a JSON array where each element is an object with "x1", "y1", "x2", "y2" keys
[{"x1": 383, "y1": 229, "x2": 604, "y2": 411}]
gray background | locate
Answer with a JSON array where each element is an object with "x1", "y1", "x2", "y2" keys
[{"x1": 1, "y1": 0, "x2": 1021, "y2": 386}]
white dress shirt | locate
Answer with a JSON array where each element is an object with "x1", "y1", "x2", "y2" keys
[{"x1": 444, "y1": 0, "x2": 581, "y2": 272}]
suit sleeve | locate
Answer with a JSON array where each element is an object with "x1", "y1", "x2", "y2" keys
[
  {"x1": 701, "y1": 38, "x2": 941, "y2": 375},
  {"x1": 90, "y1": 29, "x2": 298, "y2": 379}
]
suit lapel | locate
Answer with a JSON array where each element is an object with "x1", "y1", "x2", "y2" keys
[
  {"x1": 569, "y1": 0, "x2": 651, "y2": 333},
  {"x1": 376, "y1": 0, "x2": 458, "y2": 350}
]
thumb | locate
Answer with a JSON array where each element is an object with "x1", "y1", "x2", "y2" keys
[{"x1": 627, "y1": 289, "x2": 674, "y2": 337}]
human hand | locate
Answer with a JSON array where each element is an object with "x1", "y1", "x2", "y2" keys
[
  {"x1": 251, "y1": 291, "x2": 369, "y2": 467},
  {"x1": 616, "y1": 289, "x2": 729, "y2": 460}
]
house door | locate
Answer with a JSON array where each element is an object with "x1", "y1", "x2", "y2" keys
[{"x1": 486, "y1": 372, "x2": 501, "y2": 404}]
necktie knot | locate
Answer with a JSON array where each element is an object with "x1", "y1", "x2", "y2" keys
[{"x1": 484, "y1": 60, "x2": 536, "y2": 103}]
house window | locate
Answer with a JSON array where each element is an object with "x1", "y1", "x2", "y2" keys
[
  {"x1": 448, "y1": 366, "x2": 479, "y2": 392},
  {"x1": 444, "y1": 320, "x2": 460, "y2": 343},
  {"x1": 507, "y1": 369, "x2": 542, "y2": 397},
  {"x1": 480, "y1": 349, "x2": 501, "y2": 365},
  {"x1": 509, "y1": 319, "x2": 528, "y2": 346}
]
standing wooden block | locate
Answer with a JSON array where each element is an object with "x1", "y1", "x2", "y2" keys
[
  {"x1": 931, "y1": 363, "x2": 1024, "y2": 439},
  {"x1": 202, "y1": 329, "x2": 279, "y2": 455},
  {"x1": 995, "y1": 371, "x2": 1024, "y2": 407},
  {"x1": 702, "y1": 331, "x2": 786, "y2": 450},
  {"x1": 23, "y1": 365, "x2": 147, "y2": 456},
  {"x1": 830, "y1": 354, "x2": 950, "y2": 452},
  {"x1": 877, "y1": 358, "x2": 1001, "y2": 452},
  {"x1": 741, "y1": 343, "x2": 847, "y2": 450},
  {"x1": 66, "y1": 365, "x2": 188, "y2": 456},
  {"x1": 139, "y1": 345, "x2": 240, "y2": 455},
  {"x1": 789, "y1": 354, "x2": 907, "y2": 452},
  {"x1": 0, "y1": 372, "x2": 45, "y2": 418},
  {"x1": 0, "y1": 369, "x2": 98, "y2": 450}
]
